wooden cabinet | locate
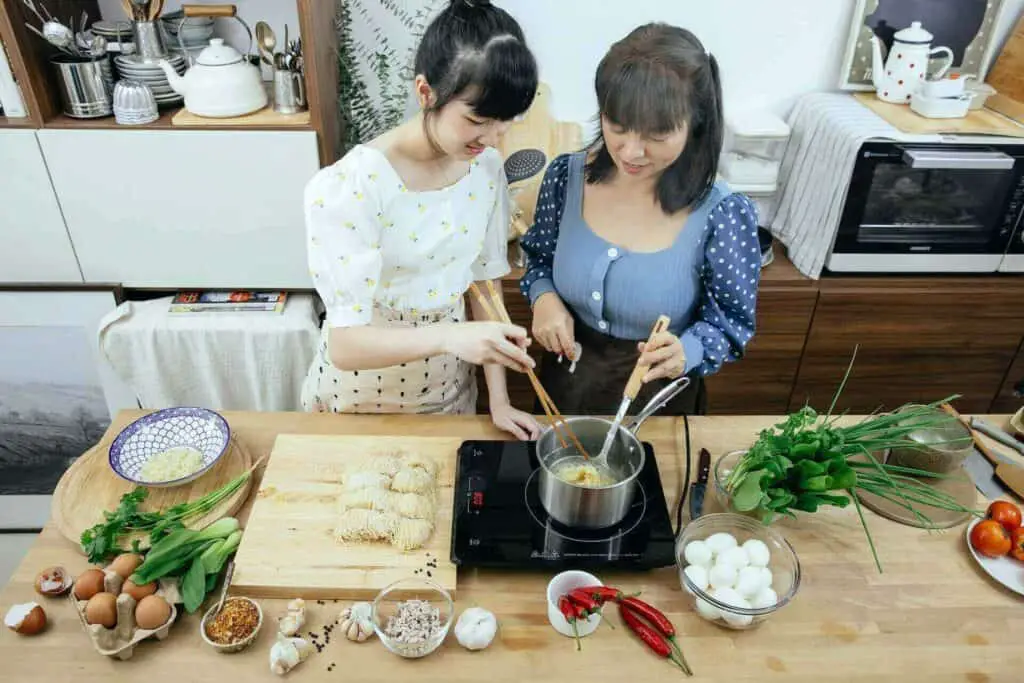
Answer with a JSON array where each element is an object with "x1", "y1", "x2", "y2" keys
[
  {"x1": 0, "y1": 129, "x2": 82, "y2": 283},
  {"x1": 991, "y1": 339, "x2": 1024, "y2": 414},
  {"x1": 37, "y1": 129, "x2": 319, "y2": 288},
  {"x1": 791, "y1": 278, "x2": 1024, "y2": 414},
  {"x1": 705, "y1": 285, "x2": 817, "y2": 414}
]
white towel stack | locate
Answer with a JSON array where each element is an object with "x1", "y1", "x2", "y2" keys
[{"x1": 768, "y1": 93, "x2": 939, "y2": 278}]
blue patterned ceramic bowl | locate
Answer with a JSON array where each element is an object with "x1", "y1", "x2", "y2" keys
[{"x1": 108, "y1": 407, "x2": 230, "y2": 487}]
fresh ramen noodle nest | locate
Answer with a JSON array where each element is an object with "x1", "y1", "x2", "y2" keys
[
  {"x1": 338, "y1": 488, "x2": 395, "y2": 513},
  {"x1": 393, "y1": 492, "x2": 434, "y2": 520},
  {"x1": 392, "y1": 518, "x2": 434, "y2": 552},
  {"x1": 334, "y1": 509, "x2": 399, "y2": 542},
  {"x1": 365, "y1": 455, "x2": 402, "y2": 478},
  {"x1": 399, "y1": 453, "x2": 438, "y2": 478},
  {"x1": 391, "y1": 466, "x2": 435, "y2": 494},
  {"x1": 343, "y1": 470, "x2": 391, "y2": 492}
]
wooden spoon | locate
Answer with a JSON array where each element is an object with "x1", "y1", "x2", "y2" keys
[{"x1": 942, "y1": 404, "x2": 1024, "y2": 500}]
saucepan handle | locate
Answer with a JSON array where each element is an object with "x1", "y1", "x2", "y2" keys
[{"x1": 627, "y1": 374, "x2": 691, "y2": 434}]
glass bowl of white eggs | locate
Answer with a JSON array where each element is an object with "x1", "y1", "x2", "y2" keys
[{"x1": 675, "y1": 513, "x2": 800, "y2": 630}]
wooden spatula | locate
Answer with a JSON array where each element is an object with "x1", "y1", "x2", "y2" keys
[{"x1": 943, "y1": 404, "x2": 1024, "y2": 500}]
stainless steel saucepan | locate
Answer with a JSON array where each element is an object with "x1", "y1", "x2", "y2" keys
[{"x1": 536, "y1": 375, "x2": 691, "y2": 529}]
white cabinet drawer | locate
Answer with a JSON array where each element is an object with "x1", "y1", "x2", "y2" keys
[
  {"x1": 37, "y1": 129, "x2": 319, "y2": 288},
  {"x1": 0, "y1": 130, "x2": 83, "y2": 283}
]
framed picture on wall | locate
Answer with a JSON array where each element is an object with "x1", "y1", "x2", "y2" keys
[
  {"x1": 839, "y1": 0, "x2": 1005, "y2": 91},
  {"x1": 0, "y1": 288, "x2": 138, "y2": 530}
]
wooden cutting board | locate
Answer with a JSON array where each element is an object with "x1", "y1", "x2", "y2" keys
[
  {"x1": 51, "y1": 435, "x2": 254, "y2": 551},
  {"x1": 230, "y1": 434, "x2": 461, "y2": 600},
  {"x1": 171, "y1": 106, "x2": 311, "y2": 127},
  {"x1": 854, "y1": 92, "x2": 1024, "y2": 137},
  {"x1": 986, "y1": 14, "x2": 1024, "y2": 124}
]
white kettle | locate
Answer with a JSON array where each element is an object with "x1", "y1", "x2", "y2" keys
[
  {"x1": 159, "y1": 39, "x2": 267, "y2": 118},
  {"x1": 871, "y1": 22, "x2": 954, "y2": 104}
]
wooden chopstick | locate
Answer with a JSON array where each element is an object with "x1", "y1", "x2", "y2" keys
[{"x1": 469, "y1": 282, "x2": 591, "y2": 458}]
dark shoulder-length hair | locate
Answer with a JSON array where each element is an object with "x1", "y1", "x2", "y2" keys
[{"x1": 585, "y1": 23, "x2": 724, "y2": 214}]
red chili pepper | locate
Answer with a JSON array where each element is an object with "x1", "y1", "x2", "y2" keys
[
  {"x1": 575, "y1": 584, "x2": 640, "y2": 604},
  {"x1": 567, "y1": 589, "x2": 601, "y2": 614},
  {"x1": 557, "y1": 595, "x2": 581, "y2": 651},
  {"x1": 620, "y1": 604, "x2": 691, "y2": 675},
  {"x1": 620, "y1": 598, "x2": 692, "y2": 676}
]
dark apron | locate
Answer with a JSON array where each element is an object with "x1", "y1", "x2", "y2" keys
[{"x1": 536, "y1": 316, "x2": 707, "y2": 417}]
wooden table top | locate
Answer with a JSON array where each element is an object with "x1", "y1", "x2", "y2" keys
[{"x1": 1, "y1": 411, "x2": 1021, "y2": 683}]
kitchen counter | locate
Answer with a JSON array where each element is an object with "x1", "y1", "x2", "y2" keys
[{"x1": 1, "y1": 411, "x2": 1021, "y2": 682}]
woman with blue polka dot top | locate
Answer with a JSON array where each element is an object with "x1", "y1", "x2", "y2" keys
[{"x1": 520, "y1": 23, "x2": 761, "y2": 416}]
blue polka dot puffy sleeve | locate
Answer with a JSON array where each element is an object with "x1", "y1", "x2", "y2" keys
[
  {"x1": 679, "y1": 193, "x2": 761, "y2": 377},
  {"x1": 519, "y1": 154, "x2": 571, "y2": 305}
]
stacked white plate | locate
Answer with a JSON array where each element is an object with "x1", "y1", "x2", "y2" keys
[
  {"x1": 161, "y1": 11, "x2": 214, "y2": 64},
  {"x1": 113, "y1": 53, "x2": 185, "y2": 107},
  {"x1": 92, "y1": 20, "x2": 133, "y2": 42}
]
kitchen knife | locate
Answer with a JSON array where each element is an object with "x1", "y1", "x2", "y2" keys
[
  {"x1": 688, "y1": 448, "x2": 711, "y2": 520},
  {"x1": 964, "y1": 448, "x2": 1011, "y2": 500},
  {"x1": 969, "y1": 418, "x2": 1024, "y2": 456}
]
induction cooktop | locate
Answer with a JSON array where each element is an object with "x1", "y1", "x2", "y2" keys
[{"x1": 450, "y1": 440, "x2": 677, "y2": 570}]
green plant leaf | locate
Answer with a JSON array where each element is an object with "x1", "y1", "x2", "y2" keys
[
  {"x1": 182, "y1": 556, "x2": 207, "y2": 614},
  {"x1": 731, "y1": 470, "x2": 769, "y2": 511}
]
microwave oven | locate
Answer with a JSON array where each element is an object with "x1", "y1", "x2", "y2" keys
[{"x1": 826, "y1": 141, "x2": 1024, "y2": 273}]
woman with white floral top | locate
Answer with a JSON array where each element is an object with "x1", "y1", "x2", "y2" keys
[{"x1": 301, "y1": 0, "x2": 542, "y2": 439}]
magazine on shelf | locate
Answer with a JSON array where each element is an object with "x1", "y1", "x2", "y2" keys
[
  {"x1": 169, "y1": 291, "x2": 288, "y2": 313},
  {"x1": 0, "y1": 37, "x2": 27, "y2": 118}
]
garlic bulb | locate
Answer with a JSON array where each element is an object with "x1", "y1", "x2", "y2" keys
[
  {"x1": 454, "y1": 606, "x2": 497, "y2": 651},
  {"x1": 269, "y1": 634, "x2": 314, "y2": 676},
  {"x1": 338, "y1": 602, "x2": 374, "y2": 643},
  {"x1": 278, "y1": 598, "x2": 306, "y2": 637}
]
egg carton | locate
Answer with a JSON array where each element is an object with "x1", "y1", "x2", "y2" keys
[{"x1": 68, "y1": 570, "x2": 181, "y2": 660}]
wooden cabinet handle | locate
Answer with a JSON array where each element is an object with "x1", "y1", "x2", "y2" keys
[
  {"x1": 183, "y1": 4, "x2": 236, "y2": 17},
  {"x1": 624, "y1": 315, "x2": 672, "y2": 400}
]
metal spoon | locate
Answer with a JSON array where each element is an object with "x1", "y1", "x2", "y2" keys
[
  {"x1": 254, "y1": 21, "x2": 276, "y2": 68},
  {"x1": 42, "y1": 19, "x2": 74, "y2": 49},
  {"x1": 20, "y1": 0, "x2": 48, "y2": 26},
  {"x1": 211, "y1": 561, "x2": 235, "y2": 619}
]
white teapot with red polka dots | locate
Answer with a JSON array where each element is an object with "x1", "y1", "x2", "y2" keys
[{"x1": 870, "y1": 22, "x2": 954, "y2": 104}]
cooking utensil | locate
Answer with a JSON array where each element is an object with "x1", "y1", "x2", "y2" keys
[
  {"x1": 255, "y1": 21, "x2": 276, "y2": 67},
  {"x1": 20, "y1": 0, "x2": 49, "y2": 26},
  {"x1": 970, "y1": 418, "x2": 1024, "y2": 456},
  {"x1": 51, "y1": 55, "x2": 114, "y2": 118},
  {"x1": 504, "y1": 148, "x2": 546, "y2": 184},
  {"x1": 272, "y1": 68, "x2": 305, "y2": 114},
  {"x1": 211, "y1": 560, "x2": 235, "y2": 619},
  {"x1": 593, "y1": 315, "x2": 672, "y2": 465},
  {"x1": 688, "y1": 448, "x2": 711, "y2": 521},
  {"x1": 536, "y1": 373, "x2": 691, "y2": 529},
  {"x1": 943, "y1": 404, "x2": 1024, "y2": 501},
  {"x1": 964, "y1": 449, "x2": 1011, "y2": 500}
]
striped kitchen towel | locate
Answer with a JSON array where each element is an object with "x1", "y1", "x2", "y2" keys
[{"x1": 768, "y1": 93, "x2": 938, "y2": 279}]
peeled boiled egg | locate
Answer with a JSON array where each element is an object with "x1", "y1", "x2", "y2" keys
[
  {"x1": 682, "y1": 540, "x2": 712, "y2": 567},
  {"x1": 695, "y1": 597, "x2": 721, "y2": 621},
  {"x1": 123, "y1": 579, "x2": 157, "y2": 602},
  {"x1": 704, "y1": 532, "x2": 738, "y2": 557},
  {"x1": 85, "y1": 592, "x2": 117, "y2": 628},
  {"x1": 719, "y1": 546, "x2": 750, "y2": 569},
  {"x1": 708, "y1": 562, "x2": 738, "y2": 590},
  {"x1": 742, "y1": 539, "x2": 771, "y2": 567},
  {"x1": 73, "y1": 569, "x2": 106, "y2": 601},
  {"x1": 735, "y1": 566, "x2": 764, "y2": 598},
  {"x1": 750, "y1": 587, "x2": 778, "y2": 610},
  {"x1": 760, "y1": 567, "x2": 774, "y2": 590},
  {"x1": 135, "y1": 595, "x2": 171, "y2": 630},
  {"x1": 683, "y1": 564, "x2": 710, "y2": 594},
  {"x1": 107, "y1": 553, "x2": 144, "y2": 580}
]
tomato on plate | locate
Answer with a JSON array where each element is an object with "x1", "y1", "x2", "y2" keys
[
  {"x1": 971, "y1": 519, "x2": 1012, "y2": 558},
  {"x1": 986, "y1": 500, "x2": 1022, "y2": 533},
  {"x1": 1010, "y1": 527, "x2": 1024, "y2": 563}
]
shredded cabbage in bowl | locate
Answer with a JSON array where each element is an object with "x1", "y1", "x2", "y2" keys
[{"x1": 139, "y1": 446, "x2": 205, "y2": 482}]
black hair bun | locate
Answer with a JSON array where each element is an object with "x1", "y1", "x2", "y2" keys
[{"x1": 450, "y1": 0, "x2": 492, "y2": 7}]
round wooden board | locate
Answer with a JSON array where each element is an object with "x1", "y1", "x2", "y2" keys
[
  {"x1": 854, "y1": 456, "x2": 977, "y2": 529},
  {"x1": 51, "y1": 434, "x2": 254, "y2": 553}
]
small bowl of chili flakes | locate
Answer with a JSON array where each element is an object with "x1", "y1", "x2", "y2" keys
[{"x1": 200, "y1": 597, "x2": 263, "y2": 653}]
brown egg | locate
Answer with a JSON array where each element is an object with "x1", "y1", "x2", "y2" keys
[
  {"x1": 73, "y1": 569, "x2": 106, "y2": 601},
  {"x1": 123, "y1": 579, "x2": 157, "y2": 602},
  {"x1": 107, "y1": 553, "x2": 144, "y2": 580},
  {"x1": 85, "y1": 592, "x2": 117, "y2": 628},
  {"x1": 135, "y1": 595, "x2": 171, "y2": 630}
]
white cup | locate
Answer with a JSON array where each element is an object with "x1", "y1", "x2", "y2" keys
[{"x1": 546, "y1": 570, "x2": 603, "y2": 638}]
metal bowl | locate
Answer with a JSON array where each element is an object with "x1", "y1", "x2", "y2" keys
[{"x1": 108, "y1": 407, "x2": 230, "y2": 487}]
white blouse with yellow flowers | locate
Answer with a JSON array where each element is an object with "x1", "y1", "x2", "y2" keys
[{"x1": 304, "y1": 144, "x2": 512, "y2": 328}]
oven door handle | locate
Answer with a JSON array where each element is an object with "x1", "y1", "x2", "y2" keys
[{"x1": 902, "y1": 149, "x2": 1016, "y2": 170}]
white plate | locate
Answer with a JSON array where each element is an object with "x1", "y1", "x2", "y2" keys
[{"x1": 965, "y1": 518, "x2": 1024, "y2": 596}]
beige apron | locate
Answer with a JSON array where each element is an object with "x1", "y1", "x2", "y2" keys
[{"x1": 301, "y1": 303, "x2": 477, "y2": 415}]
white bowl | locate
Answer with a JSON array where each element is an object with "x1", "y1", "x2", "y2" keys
[{"x1": 546, "y1": 570, "x2": 602, "y2": 638}]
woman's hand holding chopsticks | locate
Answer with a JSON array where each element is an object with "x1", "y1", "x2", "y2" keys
[{"x1": 443, "y1": 322, "x2": 537, "y2": 373}]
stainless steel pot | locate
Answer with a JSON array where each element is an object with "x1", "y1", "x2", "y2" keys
[{"x1": 537, "y1": 376, "x2": 690, "y2": 529}]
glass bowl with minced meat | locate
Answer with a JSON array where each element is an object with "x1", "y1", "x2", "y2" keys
[{"x1": 372, "y1": 578, "x2": 453, "y2": 658}]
